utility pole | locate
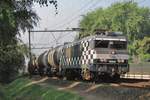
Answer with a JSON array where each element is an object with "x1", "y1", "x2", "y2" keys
[{"x1": 28, "y1": 29, "x2": 32, "y2": 61}]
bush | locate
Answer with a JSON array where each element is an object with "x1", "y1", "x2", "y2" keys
[{"x1": 0, "y1": 44, "x2": 27, "y2": 83}]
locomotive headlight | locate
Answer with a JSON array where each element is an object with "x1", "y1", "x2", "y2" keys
[
  {"x1": 121, "y1": 59, "x2": 124, "y2": 63},
  {"x1": 118, "y1": 59, "x2": 121, "y2": 63},
  {"x1": 111, "y1": 51, "x2": 115, "y2": 54},
  {"x1": 118, "y1": 59, "x2": 124, "y2": 63}
]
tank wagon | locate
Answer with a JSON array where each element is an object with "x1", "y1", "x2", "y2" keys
[{"x1": 28, "y1": 30, "x2": 129, "y2": 81}]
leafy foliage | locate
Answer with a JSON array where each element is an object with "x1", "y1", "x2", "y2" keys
[
  {"x1": 0, "y1": 0, "x2": 57, "y2": 83},
  {"x1": 79, "y1": 1, "x2": 150, "y2": 62},
  {"x1": 0, "y1": 43, "x2": 29, "y2": 83},
  {"x1": 130, "y1": 37, "x2": 150, "y2": 62}
]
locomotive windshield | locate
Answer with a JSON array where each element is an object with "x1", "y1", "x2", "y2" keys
[
  {"x1": 109, "y1": 41, "x2": 127, "y2": 50},
  {"x1": 94, "y1": 40, "x2": 127, "y2": 50},
  {"x1": 95, "y1": 40, "x2": 109, "y2": 48}
]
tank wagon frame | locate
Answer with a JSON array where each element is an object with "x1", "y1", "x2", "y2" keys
[{"x1": 28, "y1": 31, "x2": 129, "y2": 81}]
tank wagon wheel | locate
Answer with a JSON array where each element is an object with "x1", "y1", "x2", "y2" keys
[
  {"x1": 57, "y1": 74, "x2": 64, "y2": 80},
  {"x1": 38, "y1": 68, "x2": 45, "y2": 77},
  {"x1": 45, "y1": 67, "x2": 52, "y2": 77},
  {"x1": 32, "y1": 68, "x2": 38, "y2": 75},
  {"x1": 56, "y1": 69, "x2": 64, "y2": 79},
  {"x1": 98, "y1": 73, "x2": 111, "y2": 82},
  {"x1": 92, "y1": 72, "x2": 100, "y2": 83}
]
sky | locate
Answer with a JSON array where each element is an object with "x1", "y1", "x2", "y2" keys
[{"x1": 20, "y1": 0, "x2": 150, "y2": 55}]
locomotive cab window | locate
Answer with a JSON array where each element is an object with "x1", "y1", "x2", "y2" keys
[
  {"x1": 109, "y1": 41, "x2": 127, "y2": 50},
  {"x1": 95, "y1": 40, "x2": 109, "y2": 48}
]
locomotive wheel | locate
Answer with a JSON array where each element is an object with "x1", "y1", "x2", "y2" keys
[
  {"x1": 99, "y1": 73, "x2": 111, "y2": 82},
  {"x1": 28, "y1": 68, "x2": 34, "y2": 75},
  {"x1": 33, "y1": 68, "x2": 38, "y2": 75},
  {"x1": 57, "y1": 74, "x2": 64, "y2": 79},
  {"x1": 76, "y1": 69, "x2": 82, "y2": 81},
  {"x1": 92, "y1": 72, "x2": 99, "y2": 83}
]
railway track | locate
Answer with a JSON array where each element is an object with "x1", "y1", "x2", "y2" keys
[
  {"x1": 30, "y1": 75, "x2": 150, "y2": 89},
  {"x1": 122, "y1": 74, "x2": 150, "y2": 80},
  {"x1": 118, "y1": 78, "x2": 150, "y2": 88},
  {"x1": 28, "y1": 75, "x2": 150, "y2": 100}
]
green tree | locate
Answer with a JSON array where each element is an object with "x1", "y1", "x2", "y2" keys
[
  {"x1": 136, "y1": 37, "x2": 150, "y2": 62},
  {"x1": 0, "y1": 0, "x2": 57, "y2": 83},
  {"x1": 79, "y1": 1, "x2": 150, "y2": 41}
]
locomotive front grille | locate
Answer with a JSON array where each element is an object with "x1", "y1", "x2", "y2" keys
[
  {"x1": 93, "y1": 59, "x2": 128, "y2": 64},
  {"x1": 94, "y1": 63, "x2": 129, "y2": 74}
]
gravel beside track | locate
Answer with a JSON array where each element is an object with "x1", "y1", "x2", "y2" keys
[{"x1": 130, "y1": 63, "x2": 150, "y2": 74}]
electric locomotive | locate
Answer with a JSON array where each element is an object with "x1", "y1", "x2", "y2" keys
[{"x1": 28, "y1": 30, "x2": 129, "y2": 81}]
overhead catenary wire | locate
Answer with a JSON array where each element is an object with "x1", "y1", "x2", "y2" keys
[
  {"x1": 34, "y1": 0, "x2": 95, "y2": 47},
  {"x1": 54, "y1": 0, "x2": 96, "y2": 41},
  {"x1": 53, "y1": 0, "x2": 101, "y2": 30},
  {"x1": 54, "y1": 0, "x2": 102, "y2": 42},
  {"x1": 32, "y1": 0, "x2": 104, "y2": 50},
  {"x1": 52, "y1": 0, "x2": 96, "y2": 29},
  {"x1": 31, "y1": 29, "x2": 78, "y2": 47},
  {"x1": 29, "y1": 29, "x2": 83, "y2": 55},
  {"x1": 31, "y1": 47, "x2": 52, "y2": 49}
]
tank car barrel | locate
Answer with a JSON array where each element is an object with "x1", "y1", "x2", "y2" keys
[
  {"x1": 35, "y1": 51, "x2": 49, "y2": 76},
  {"x1": 28, "y1": 56, "x2": 38, "y2": 75},
  {"x1": 47, "y1": 47, "x2": 61, "y2": 69}
]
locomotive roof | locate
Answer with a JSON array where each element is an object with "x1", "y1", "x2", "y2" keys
[
  {"x1": 80, "y1": 34, "x2": 127, "y2": 42},
  {"x1": 63, "y1": 33, "x2": 127, "y2": 48}
]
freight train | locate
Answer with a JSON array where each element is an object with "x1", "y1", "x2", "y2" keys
[{"x1": 28, "y1": 30, "x2": 129, "y2": 81}]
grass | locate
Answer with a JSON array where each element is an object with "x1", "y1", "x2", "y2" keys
[
  {"x1": 0, "y1": 78, "x2": 83, "y2": 100},
  {"x1": 0, "y1": 84, "x2": 9, "y2": 100}
]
